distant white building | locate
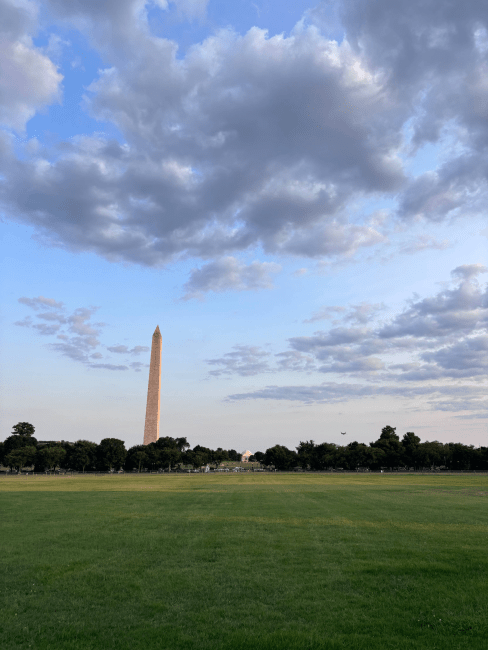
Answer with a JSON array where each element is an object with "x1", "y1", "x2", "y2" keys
[{"x1": 241, "y1": 450, "x2": 252, "y2": 462}]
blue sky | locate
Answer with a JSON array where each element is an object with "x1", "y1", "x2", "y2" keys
[{"x1": 1, "y1": 0, "x2": 487, "y2": 451}]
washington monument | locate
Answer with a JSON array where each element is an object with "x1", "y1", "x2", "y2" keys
[{"x1": 143, "y1": 326, "x2": 162, "y2": 445}]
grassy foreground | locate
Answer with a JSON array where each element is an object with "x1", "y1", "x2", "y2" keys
[{"x1": 1, "y1": 473, "x2": 487, "y2": 649}]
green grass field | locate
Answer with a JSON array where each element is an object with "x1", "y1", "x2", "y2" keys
[{"x1": 1, "y1": 473, "x2": 487, "y2": 649}]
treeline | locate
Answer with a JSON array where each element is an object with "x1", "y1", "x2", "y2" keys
[
  {"x1": 1, "y1": 423, "x2": 487, "y2": 473},
  {"x1": 0, "y1": 423, "x2": 242, "y2": 473}
]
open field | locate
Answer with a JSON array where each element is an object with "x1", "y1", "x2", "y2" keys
[{"x1": 1, "y1": 474, "x2": 487, "y2": 649}]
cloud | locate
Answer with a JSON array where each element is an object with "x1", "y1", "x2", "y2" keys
[
  {"x1": 106, "y1": 344, "x2": 149, "y2": 354},
  {"x1": 14, "y1": 316, "x2": 32, "y2": 327},
  {"x1": 397, "y1": 236, "x2": 450, "y2": 256},
  {"x1": 33, "y1": 323, "x2": 62, "y2": 336},
  {"x1": 0, "y1": 0, "x2": 63, "y2": 133},
  {"x1": 15, "y1": 294, "x2": 149, "y2": 370},
  {"x1": 0, "y1": 11, "x2": 410, "y2": 267},
  {"x1": 209, "y1": 266, "x2": 488, "y2": 414},
  {"x1": 182, "y1": 257, "x2": 281, "y2": 300},
  {"x1": 0, "y1": 0, "x2": 486, "y2": 276},
  {"x1": 340, "y1": 0, "x2": 488, "y2": 224},
  {"x1": 378, "y1": 270, "x2": 488, "y2": 339},
  {"x1": 451, "y1": 264, "x2": 488, "y2": 280},
  {"x1": 89, "y1": 363, "x2": 129, "y2": 371},
  {"x1": 206, "y1": 345, "x2": 271, "y2": 377},
  {"x1": 303, "y1": 302, "x2": 385, "y2": 325},
  {"x1": 227, "y1": 381, "x2": 488, "y2": 410},
  {"x1": 275, "y1": 351, "x2": 316, "y2": 373},
  {"x1": 129, "y1": 361, "x2": 146, "y2": 371},
  {"x1": 18, "y1": 295, "x2": 65, "y2": 310}
]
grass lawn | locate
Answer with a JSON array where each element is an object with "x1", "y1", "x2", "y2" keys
[{"x1": 1, "y1": 473, "x2": 487, "y2": 649}]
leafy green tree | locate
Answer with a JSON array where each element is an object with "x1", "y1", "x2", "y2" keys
[
  {"x1": 125, "y1": 445, "x2": 147, "y2": 471},
  {"x1": 97, "y1": 438, "x2": 126, "y2": 471},
  {"x1": 4, "y1": 431, "x2": 38, "y2": 457},
  {"x1": 68, "y1": 440, "x2": 98, "y2": 472},
  {"x1": 192, "y1": 445, "x2": 212, "y2": 465},
  {"x1": 155, "y1": 436, "x2": 189, "y2": 453},
  {"x1": 212, "y1": 448, "x2": 228, "y2": 468},
  {"x1": 143, "y1": 444, "x2": 161, "y2": 470},
  {"x1": 346, "y1": 441, "x2": 371, "y2": 469},
  {"x1": 151, "y1": 437, "x2": 188, "y2": 470},
  {"x1": 312, "y1": 442, "x2": 337, "y2": 470},
  {"x1": 159, "y1": 447, "x2": 181, "y2": 471},
  {"x1": 366, "y1": 447, "x2": 387, "y2": 470},
  {"x1": 448, "y1": 443, "x2": 474, "y2": 470},
  {"x1": 4, "y1": 446, "x2": 37, "y2": 472},
  {"x1": 253, "y1": 451, "x2": 265, "y2": 464},
  {"x1": 402, "y1": 432, "x2": 421, "y2": 468},
  {"x1": 296, "y1": 440, "x2": 316, "y2": 469},
  {"x1": 416, "y1": 441, "x2": 446, "y2": 469},
  {"x1": 263, "y1": 445, "x2": 297, "y2": 471},
  {"x1": 371, "y1": 425, "x2": 403, "y2": 469},
  {"x1": 132, "y1": 451, "x2": 148, "y2": 472},
  {"x1": 473, "y1": 447, "x2": 488, "y2": 471},
  {"x1": 12, "y1": 422, "x2": 36, "y2": 437},
  {"x1": 37, "y1": 446, "x2": 66, "y2": 472},
  {"x1": 182, "y1": 450, "x2": 205, "y2": 469}
]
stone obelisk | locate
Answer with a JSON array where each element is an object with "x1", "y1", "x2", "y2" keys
[{"x1": 143, "y1": 326, "x2": 162, "y2": 445}]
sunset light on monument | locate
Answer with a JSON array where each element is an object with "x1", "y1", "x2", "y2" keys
[{"x1": 143, "y1": 326, "x2": 162, "y2": 445}]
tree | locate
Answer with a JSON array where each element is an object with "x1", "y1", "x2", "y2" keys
[
  {"x1": 155, "y1": 436, "x2": 189, "y2": 453},
  {"x1": 263, "y1": 445, "x2": 297, "y2": 471},
  {"x1": 212, "y1": 448, "x2": 228, "y2": 468},
  {"x1": 12, "y1": 422, "x2": 36, "y2": 437},
  {"x1": 296, "y1": 440, "x2": 316, "y2": 469},
  {"x1": 132, "y1": 451, "x2": 148, "y2": 472},
  {"x1": 68, "y1": 440, "x2": 98, "y2": 473},
  {"x1": 312, "y1": 443, "x2": 337, "y2": 470},
  {"x1": 97, "y1": 438, "x2": 126, "y2": 471},
  {"x1": 402, "y1": 432, "x2": 421, "y2": 468},
  {"x1": 182, "y1": 450, "x2": 205, "y2": 470},
  {"x1": 346, "y1": 441, "x2": 371, "y2": 470},
  {"x1": 4, "y1": 446, "x2": 37, "y2": 472},
  {"x1": 253, "y1": 451, "x2": 265, "y2": 464},
  {"x1": 448, "y1": 443, "x2": 473, "y2": 470},
  {"x1": 4, "y1": 432, "x2": 38, "y2": 457},
  {"x1": 416, "y1": 441, "x2": 446, "y2": 469},
  {"x1": 125, "y1": 445, "x2": 147, "y2": 471},
  {"x1": 371, "y1": 425, "x2": 403, "y2": 470},
  {"x1": 143, "y1": 444, "x2": 162, "y2": 470},
  {"x1": 37, "y1": 446, "x2": 66, "y2": 472},
  {"x1": 192, "y1": 445, "x2": 212, "y2": 465},
  {"x1": 159, "y1": 447, "x2": 181, "y2": 471}
]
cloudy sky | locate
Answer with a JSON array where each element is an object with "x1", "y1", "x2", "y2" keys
[{"x1": 1, "y1": 0, "x2": 487, "y2": 450}]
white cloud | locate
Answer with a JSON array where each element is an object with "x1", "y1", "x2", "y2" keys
[
  {"x1": 208, "y1": 265, "x2": 487, "y2": 415},
  {"x1": 0, "y1": 0, "x2": 63, "y2": 133},
  {"x1": 18, "y1": 295, "x2": 65, "y2": 310},
  {"x1": 0, "y1": 14, "x2": 407, "y2": 266},
  {"x1": 182, "y1": 257, "x2": 281, "y2": 300},
  {"x1": 15, "y1": 295, "x2": 149, "y2": 370},
  {"x1": 106, "y1": 344, "x2": 149, "y2": 354},
  {"x1": 206, "y1": 345, "x2": 271, "y2": 377}
]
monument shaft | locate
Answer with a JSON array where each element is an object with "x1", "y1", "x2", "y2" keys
[{"x1": 143, "y1": 326, "x2": 162, "y2": 445}]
